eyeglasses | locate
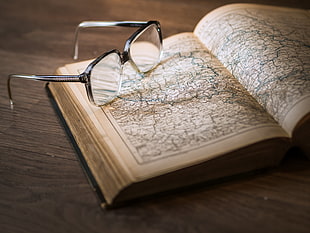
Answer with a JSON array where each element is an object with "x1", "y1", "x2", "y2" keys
[{"x1": 8, "y1": 20, "x2": 163, "y2": 107}]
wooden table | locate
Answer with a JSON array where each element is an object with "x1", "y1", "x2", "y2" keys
[{"x1": 1, "y1": 0, "x2": 309, "y2": 232}]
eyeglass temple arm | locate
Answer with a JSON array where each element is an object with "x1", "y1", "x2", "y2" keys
[
  {"x1": 8, "y1": 73, "x2": 85, "y2": 106},
  {"x1": 73, "y1": 21, "x2": 148, "y2": 60}
]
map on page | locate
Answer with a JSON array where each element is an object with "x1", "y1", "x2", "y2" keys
[
  {"x1": 195, "y1": 5, "x2": 310, "y2": 126},
  {"x1": 104, "y1": 33, "x2": 278, "y2": 164}
]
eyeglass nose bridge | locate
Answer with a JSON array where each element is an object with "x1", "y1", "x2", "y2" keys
[{"x1": 120, "y1": 51, "x2": 130, "y2": 65}]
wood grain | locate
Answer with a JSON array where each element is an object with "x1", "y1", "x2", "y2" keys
[{"x1": 0, "y1": 0, "x2": 309, "y2": 233}]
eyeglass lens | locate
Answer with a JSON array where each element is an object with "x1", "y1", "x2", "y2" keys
[
  {"x1": 90, "y1": 52, "x2": 122, "y2": 106},
  {"x1": 130, "y1": 24, "x2": 161, "y2": 73}
]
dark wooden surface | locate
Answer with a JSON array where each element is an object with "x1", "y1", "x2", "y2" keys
[{"x1": 1, "y1": 0, "x2": 309, "y2": 232}]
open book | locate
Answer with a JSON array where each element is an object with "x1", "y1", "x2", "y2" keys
[{"x1": 48, "y1": 4, "x2": 310, "y2": 207}]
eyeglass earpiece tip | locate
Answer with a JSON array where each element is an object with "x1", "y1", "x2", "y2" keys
[{"x1": 9, "y1": 100, "x2": 14, "y2": 110}]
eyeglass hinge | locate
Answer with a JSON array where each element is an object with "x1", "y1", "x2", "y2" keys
[{"x1": 79, "y1": 73, "x2": 88, "y2": 83}]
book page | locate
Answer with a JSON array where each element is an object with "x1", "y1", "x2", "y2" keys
[
  {"x1": 61, "y1": 32, "x2": 289, "y2": 181},
  {"x1": 92, "y1": 33, "x2": 288, "y2": 179},
  {"x1": 194, "y1": 4, "x2": 310, "y2": 135}
]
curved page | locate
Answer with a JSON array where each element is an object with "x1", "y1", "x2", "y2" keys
[{"x1": 194, "y1": 4, "x2": 310, "y2": 135}]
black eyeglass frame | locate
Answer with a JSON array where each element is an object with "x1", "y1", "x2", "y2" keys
[{"x1": 8, "y1": 20, "x2": 162, "y2": 107}]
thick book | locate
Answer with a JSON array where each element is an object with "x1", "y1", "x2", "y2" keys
[{"x1": 48, "y1": 3, "x2": 310, "y2": 207}]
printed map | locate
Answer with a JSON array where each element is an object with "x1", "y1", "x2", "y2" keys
[
  {"x1": 104, "y1": 34, "x2": 277, "y2": 164},
  {"x1": 195, "y1": 5, "x2": 310, "y2": 125}
]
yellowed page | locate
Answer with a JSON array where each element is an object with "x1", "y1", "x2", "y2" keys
[
  {"x1": 194, "y1": 4, "x2": 310, "y2": 135},
  {"x1": 62, "y1": 32, "x2": 288, "y2": 181}
]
